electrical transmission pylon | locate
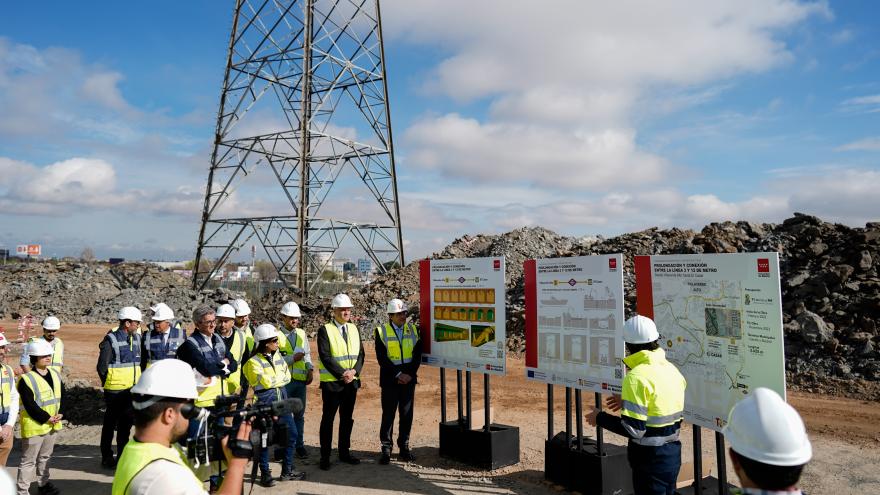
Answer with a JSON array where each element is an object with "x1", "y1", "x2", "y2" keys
[{"x1": 193, "y1": 0, "x2": 404, "y2": 294}]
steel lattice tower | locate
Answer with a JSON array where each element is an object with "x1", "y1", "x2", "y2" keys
[{"x1": 193, "y1": 0, "x2": 404, "y2": 293}]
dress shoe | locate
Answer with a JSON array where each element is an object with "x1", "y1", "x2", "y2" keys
[
  {"x1": 339, "y1": 453, "x2": 361, "y2": 465},
  {"x1": 295, "y1": 446, "x2": 309, "y2": 459},
  {"x1": 259, "y1": 470, "x2": 276, "y2": 487},
  {"x1": 399, "y1": 449, "x2": 416, "y2": 462},
  {"x1": 280, "y1": 467, "x2": 306, "y2": 481},
  {"x1": 379, "y1": 451, "x2": 391, "y2": 465},
  {"x1": 319, "y1": 458, "x2": 331, "y2": 470}
]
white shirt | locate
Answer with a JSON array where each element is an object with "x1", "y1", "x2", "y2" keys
[{"x1": 126, "y1": 459, "x2": 208, "y2": 495}]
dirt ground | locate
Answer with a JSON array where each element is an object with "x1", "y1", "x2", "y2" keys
[{"x1": 2, "y1": 322, "x2": 878, "y2": 494}]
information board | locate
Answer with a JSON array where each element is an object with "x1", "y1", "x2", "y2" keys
[
  {"x1": 634, "y1": 253, "x2": 785, "y2": 431},
  {"x1": 524, "y1": 255, "x2": 625, "y2": 393},
  {"x1": 419, "y1": 257, "x2": 507, "y2": 375}
]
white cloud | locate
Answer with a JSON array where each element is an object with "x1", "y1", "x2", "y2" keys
[
  {"x1": 0, "y1": 157, "x2": 115, "y2": 213},
  {"x1": 836, "y1": 137, "x2": 880, "y2": 152},
  {"x1": 830, "y1": 29, "x2": 854, "y2": 45},
  {"x1": 80, "y1": 71, "x2": 131, "y2": 112},
  {"x1": 841, "y1": 94, "x2": 880, "y2": 113},
  {"x1": 403, "y1": 113, "x2": 667, "y2": 189}
]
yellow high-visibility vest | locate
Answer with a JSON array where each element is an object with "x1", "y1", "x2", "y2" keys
[
  {"x1": 620, "y1": 348, "x2": 687, "y2": 445},
  {"x1": 111, "y1": 439, "x2": 200, "y2": 495},
  {"x1": 377, "y1": 322, "x2": 418, "y2": 364},
  {"x1": 281, "y1": 327, "x2": 310, "y2": 381},
  {"x1": 19, "y1": 369, "x2": 62, "y2": 438},
  {"x1": 317, "y1": 322, "x2": 360, "y2": 382}
]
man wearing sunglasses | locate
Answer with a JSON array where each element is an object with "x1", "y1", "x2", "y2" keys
[{"x1": 112, "y1": 359, "x2": 252, "y2": 495}]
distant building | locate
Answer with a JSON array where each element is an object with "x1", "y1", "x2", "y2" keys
[{"x1": 357, "y1": 258, "x2": 372, "y2": 275}]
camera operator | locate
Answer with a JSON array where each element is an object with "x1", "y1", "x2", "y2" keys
[
  {"x1": 111, "y1": 359, "x2": 251, "y2": 495},
  {"x1": 243, "y1": 324, "x2": 305, "y2": 487}
]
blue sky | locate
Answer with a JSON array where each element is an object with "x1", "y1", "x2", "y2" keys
[{"x1": 0, "y1": 1, "x2": 878, "y2": 261}]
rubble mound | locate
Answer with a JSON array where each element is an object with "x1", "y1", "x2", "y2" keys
[
  {"x1": 256, "y1": 213, "x2": 878, "y2": 400},
  {"x1": 0, "y1": 261, "x2": 242, "y2": 323}
]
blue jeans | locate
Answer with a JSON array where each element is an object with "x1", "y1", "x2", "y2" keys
[
  {"x1": 285, "y1": 380, "x2": 307, "y2": 449},
  {"x1": 627, "y1": 441, "x2": 682, "y2": 495},
  {"x1": 260, "y1": 412, "x2": 297, "y2": 472}
]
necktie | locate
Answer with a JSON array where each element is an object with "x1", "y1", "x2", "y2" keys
[{"x1": 340, "y1": 324, "x2": 348, "y2": 343}]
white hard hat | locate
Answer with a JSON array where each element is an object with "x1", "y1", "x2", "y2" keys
[
  {"x1": 387, "y1": 298, "x2": 407, "y2": 314},
  {"x1": 0, "y1": 333, "x2": 9, "y2": 346},
  {"x1": 723, "y1": 387, "x2": 812, "y2": 466},
  {"x1": 28, "y1": 340, "x2": 54, "y2": 357},
  {"x1": 254, "y1": 323, "x2": 279, "y2": 342},
  {"x1": 231, "y1": 299, "x2": 251, "y2": 317},
  {"x1": 216, "y1": 304, "x2": 236, "y2": 319},
  {"x1": 42, "y1": 316, "x2": 61, "y2": 330},
  {"x1": 131, "y1": 359, "x2": 199, "y2": 404},
  {"x1": 118, "y1": 306, "x2": 143, "y2": 322},
  {"x1": 0, "y1": 466, "x2": 13, "y2": 495},
  {"x1": 623, "y1": 315, "x2": 659, "y2": 344},
  {"x1": 150, "y1": 303, "x2": 175, "y2": 322},
  {"x1": 331, "y1": 293, "x2": 353, "y2": 308},
  {"x1": 280, "y1": 301, "x2": 302, "y2": 318}
]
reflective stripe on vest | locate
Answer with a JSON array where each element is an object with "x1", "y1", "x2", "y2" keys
[
  {"x1": 145, "y1": 324, "x2": 185, "y2": 365},
  {"x1": 186, "y1": 333, "x2": 227, "y2": 407},
  {"x1": 20, "y1": 369, "x2": 62, "y2": 438},
  {"x1": 620, "y1": 348, "x2": 686, "y2": 432},
  {"x1": 288, "y1": 328, "x2": 309, "y2": 380},
  {"x1": 111, "y1": 439, "x2": 198, "y2": 495},
  {"x1": 318, "y1": 322, "x2": 360, "y2": 382},
  {"x1": 377, "y1": 322, "x2": 418, "y2": 365},
  {"x1": 104, "y1": 329, "x2": 142, "y2": 391},
  {"x1": 0, "y1": 364, "x2": 13, "y2": 415},
  {"x1": 223, "y1": 329, "x2": 246, "y2": 394},
  {"x1": 246, "y1": 352, "x2": 290, "y2": 391}
]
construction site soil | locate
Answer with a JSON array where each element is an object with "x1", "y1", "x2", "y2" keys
[{"x1": 0, "y1": 321, "x2": 877, "y2": 494}]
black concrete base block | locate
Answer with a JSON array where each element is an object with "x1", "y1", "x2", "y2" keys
[
  {"x1": 545, "y1": 432, "x2": 633, "y2": 495},
  {"x1": 439, "y1": 419, "x2": 520, "y2": 470}
]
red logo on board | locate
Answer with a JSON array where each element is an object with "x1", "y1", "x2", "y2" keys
[
  {"x1": 493, "y1": 260, "x2": 501, "y2": 270},
  {"x1": 757, "y1": 258, "x2": 769, "y2": 273},
  {"x1": 609, "y1": 258, "x2": 617, "y2": 270}
]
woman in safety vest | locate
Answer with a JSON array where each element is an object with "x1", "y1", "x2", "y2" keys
[
  {"x1": 16, "y1": 339, "x2": 66, "y2": 495},
  {"x1": 243, "y1": 324, "x2": 305, "y2": 487}
]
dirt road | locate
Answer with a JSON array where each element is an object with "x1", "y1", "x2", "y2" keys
[{"x1": 2, "y1": 322, "x2": 878, "y2": 494}]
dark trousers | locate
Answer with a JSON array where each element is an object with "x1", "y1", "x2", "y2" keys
[
  {"x1": 627, "y1": 441, "x2": 682, "y2": 495},
  {"x1": 379, "y1": 382, "x2": 415, "y2": 452},
  {"x1": 319, "y1": 383, "x2": 357, "y2": 460},
  {"x1": 101, "y1": 389, "x2": 133, "y2": 459}
]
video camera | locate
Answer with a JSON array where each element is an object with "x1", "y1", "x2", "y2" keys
[{"x1": 183, "y1": 395, "x2": 303, "y2": 463}]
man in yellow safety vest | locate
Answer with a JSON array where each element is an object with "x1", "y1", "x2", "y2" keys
[
  {"x1": 279, "y1": 301, "x2": 313, "y2": 459},
  {"x1": 111, "y1": 359, "x2": 251, "y2": 495},
  {"x1": 586, "y1": 315, "x2": 686, "y2": 495},
  {"x1": 215, "y1": 304, "x2": 249, "y2": 397},
  {"x1": 97, "y1": 306, "x2": 143, "y2": 469},
  {"x1": 375, "y1": 298, "x2": 422, "y2": 465},
  {"x1": 317, "y1": 293, "x2": 365, "y2": 471}
]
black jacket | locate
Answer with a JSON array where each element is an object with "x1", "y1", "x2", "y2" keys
[
  {"x1": 374, "y1": 323, "x2": 422, "y2": 388},
  {"x1": 316, "y1": 321, "x2": 365, "y2": 393}
]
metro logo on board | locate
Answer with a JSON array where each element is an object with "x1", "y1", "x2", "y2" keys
[
  {"x1": 608, "y1": 258, "x2": 617, "y2": 271},
  {"x1": 757, "y1": 258, "x2": 770, "y2": 273},
  {"x1": 493, "y1": 259, "x2": 501, "y2": 270}
]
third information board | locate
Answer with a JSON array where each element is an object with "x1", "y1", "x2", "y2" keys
[
  {"x1": 634, "y1": 253, "x2": 785, "y2": 431},
  {"x1": 524, "y1": 255, "x2": 625, "y2": 393}
]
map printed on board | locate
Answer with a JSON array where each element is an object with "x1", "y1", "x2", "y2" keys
[
  {"x1": 634, "y1": 253, "x2": 785, "y2": 431},
  {"x1": 524, "y1": 255, "x2": 625, "y2": 393},
  {"x1": 419, "y1": 257, "x2": 507, "y2": 375}
]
